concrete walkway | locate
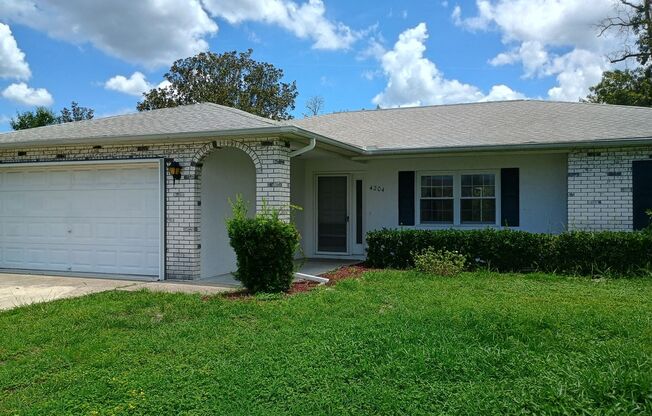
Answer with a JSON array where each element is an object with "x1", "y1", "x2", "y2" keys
[
  {"x1": 0, "y1": 274, "x2": 231, "y2": 311},
  {"x1": 0, "y1": 259, "x2": 360, "y2": 311}
]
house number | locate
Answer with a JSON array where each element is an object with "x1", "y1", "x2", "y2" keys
[{"x1": 369, "y1": 185, "x2": 385, "y2": 192}]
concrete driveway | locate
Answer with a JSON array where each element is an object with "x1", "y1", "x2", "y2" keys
[{"x1": 0, "y1": 273, "x2": 233, "y2": 311}]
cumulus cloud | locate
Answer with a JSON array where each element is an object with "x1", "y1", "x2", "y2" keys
[
  {"x1": 0, "y1": 0, "x2": 218, "y2": 68},
  {"x1": 105, "y1": 72, "x2": 152, "y2": 96},
  {"x1": 2, "y1": 82, "x2": 53, "y2": 106},
  {"x1": 0, "y1": 23, "x2": 31, "y2": 80},
  {"x1": 372, "y1": 23, "x2": 525, "y2": 108},
  {"x1": 454, "y1": 0, "x2": 618, "y2": 101},
  {"x1": 200, "y1": 0, "x2": 360, "y2": 50}
]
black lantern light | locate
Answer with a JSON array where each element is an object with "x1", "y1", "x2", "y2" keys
[{"x1": 168, "y1": 160, "x2": 182, "y2": 182}]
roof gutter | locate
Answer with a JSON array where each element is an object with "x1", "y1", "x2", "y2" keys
[
  {"x1": 289, "y1": 136, "x2": 316, "y2": 157},
  {"x1": 351, "y1": 136, "x2": 652, "y2": 159}
]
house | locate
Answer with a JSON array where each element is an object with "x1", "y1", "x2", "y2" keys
[{"x1": 0, "y1": 100, "x2": 651, "y2": 281}]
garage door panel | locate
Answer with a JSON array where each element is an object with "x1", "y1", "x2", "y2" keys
[{"x1": 0, "y1": 163, "x2": 161, "y2": 277}]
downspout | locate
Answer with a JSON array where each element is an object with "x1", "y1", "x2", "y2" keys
[
  {"x1": 289, "y1": 136, "x2": 316, "y2": 158},
  {"x1": 287, "y1": 136, "x2": 328, "y2": 283}
]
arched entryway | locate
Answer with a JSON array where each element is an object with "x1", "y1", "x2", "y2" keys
[{"x1": 200, "y1": 147, "x2": 256, "y2": 278}]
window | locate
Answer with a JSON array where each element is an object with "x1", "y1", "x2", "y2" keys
[
  {"x1": 461, "y1": 174, "x2": 496, "y2": 223},
  {"x1": 420, "y1": 175, "x2": 454, "y2": 223}
]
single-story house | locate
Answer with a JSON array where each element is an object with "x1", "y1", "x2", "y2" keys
[{"x1": 0, "y1": 100, "x2": 651, "y2": 281}]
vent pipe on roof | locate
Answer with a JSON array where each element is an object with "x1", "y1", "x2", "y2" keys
[{"x1": 289, "y1": 136, "x2": 316, "y2": 157}]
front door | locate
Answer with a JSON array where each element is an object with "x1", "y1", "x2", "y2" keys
[{"x1": 317, "y1": 175, "x2": 348, "y2": 253}]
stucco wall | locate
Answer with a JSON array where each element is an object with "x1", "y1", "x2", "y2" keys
[
  {"x1": 292, "y1": 152, "x2": 568, "y2": 257},
  {"x1": 568, "y1": 147, "x2": 652, "y2": 231},
  {"x1": 200, "y1": 148, "x2": 256, "y2": 278}
]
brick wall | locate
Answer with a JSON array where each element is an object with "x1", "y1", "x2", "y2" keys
[
  {"x1": 0, "y1": 137, "x2": 290, "y2": 279},
  {"x1": 568, "y1": 147, "x2": 652, "y2": 231}
]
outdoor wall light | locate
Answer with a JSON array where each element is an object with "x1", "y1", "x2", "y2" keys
[{"x1": 168, "y1": 160, "x2": 182, "y2": 182}]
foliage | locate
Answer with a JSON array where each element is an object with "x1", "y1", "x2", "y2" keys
[
  {"x1": 10, "y1": 101, "x2": 94, "y2": 130},
  {"x1": 57, "y1": 101, "x2": 94, "y2": 123},
  {"x1": 366, "y1": 228, "x2": 652, "y2": 277},
  {"x1": 600, "y1": 0, "x2": 652, "y2": 66},
  {"x1": 1, "y1": 272, "x2": 652, "y2": 414},
  {"x1": 412, "y1": 248, "x2": 466, "y2": 276},
  {"x1": 226, "y1": 195, "x2": 300, "y2": 293},
  {"x1": 137, "y1": 49, "x2": 298, "y2": 120},
  {"x1": 584, "y1": 68, "x2": 652, "y2": 106},
  {"x1": 10, "y1": 106, "x2": 56, "y2": 130}
]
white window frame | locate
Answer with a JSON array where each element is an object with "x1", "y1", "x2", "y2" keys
[{"x1": 416, "y1": 170, "x2": 501, "y2": 228}]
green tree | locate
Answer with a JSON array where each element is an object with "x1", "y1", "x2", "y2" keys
[
  {"x1": 10, "y1": 107, "x2": 57, "y2": 130},
  {"x1": 57, "y1": 101, "x2": 94, "y2": 123},
  {"x1": 10, "y1": 101, "x2": 95, "y2": 130},
  {"x1": 584, "y1": 68, "x2": 652, "y2": 106},
  {"x1": 137, "y1": 49, "x2": 298, "y2": 120}
]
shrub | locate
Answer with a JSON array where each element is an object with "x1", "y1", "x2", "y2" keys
[
  {"x1": 412, "y1": 248, "x2": 466, "y2": 276},
  {"x1": 226, "y1": 196, "x2": 300, "y2": 293},
  {"x1": 366, "y1": 228, "x2": 652, "y2": 277}
]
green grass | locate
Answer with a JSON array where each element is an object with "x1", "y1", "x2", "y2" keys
[{"x1": 1, "y1": 271, "x2": 651, "y2": 415}]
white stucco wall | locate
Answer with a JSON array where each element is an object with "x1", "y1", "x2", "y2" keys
[
  {"x1": 201, "y1": 148, "x2": 256, "y2": 278},
  {"x1": 291, "y1": 151, "x2": 568, "y2": 258}
]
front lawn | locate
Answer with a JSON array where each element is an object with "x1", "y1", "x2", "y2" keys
[{"x1": 1, "y1": 271, "x2": 651, "y2": 414}]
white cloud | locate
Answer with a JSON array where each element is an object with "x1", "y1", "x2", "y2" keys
[
  {"x1": 2, "y1": 82, "x2": 53, "y2": 106},
  {"x1": 104, "y1": 72, "x2": 152, "y2": 96},
  {"x1": 0, "y1": 0, "x2": 218, "y2": 68},
  {"x1": 454, "y1": 0, "x2": 619, "y2": 101},
  {"x1": 372, "y1": 23, "x2": 525, "y2": 108},
  {"x1": 479, "y1": 84, "x2": 526, "y2": 101},
  {"x1": 200, "y1": 0, "x2": 359, "y2": 50},
  {"x1": 0, "y1": 23, "x2": 31, "y2": 80}
]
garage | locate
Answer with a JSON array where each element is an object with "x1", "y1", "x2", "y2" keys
[{"x1": 0, "y1": 161, "x2": 163, "y2": 279}]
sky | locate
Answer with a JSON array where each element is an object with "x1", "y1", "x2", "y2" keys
[{"x1": 0, "y1": 0, "x2": 634, "y2": 132}]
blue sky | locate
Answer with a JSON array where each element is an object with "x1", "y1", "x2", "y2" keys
[{"x1": 0, "y1": 0, "x2": 624, "y2": 131}]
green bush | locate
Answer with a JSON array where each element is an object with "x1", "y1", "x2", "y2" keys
[
  {"x1": 366, "y1": 228, "x2": 652, "y2": 277},
  {"x1": 226, "y1": 196, "x2": 300, "y2": 293},
  {"x1": 412, "y1": 248, "x2": 466, "y2": 276}
]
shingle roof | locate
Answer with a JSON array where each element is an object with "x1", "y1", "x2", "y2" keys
[
  {"x1": 2, "y1": 100, "x2": 652, "y2": 153},
  {"x1": 0, "y1": 102, "x2": 278, "y2": 145},
  {"x1": 292, "y1": 100, "x2": 652, "y2": 151}
]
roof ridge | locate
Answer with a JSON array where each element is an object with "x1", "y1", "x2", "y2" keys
[{"x1": 200, "y1": 102, "x2": 278, "y2": 126}]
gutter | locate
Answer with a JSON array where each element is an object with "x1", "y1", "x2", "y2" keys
[{"x1": 289, "y1": 136, "x2": 316, "y2": 157}]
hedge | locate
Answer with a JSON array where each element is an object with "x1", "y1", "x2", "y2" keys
[{"x1": 366, "y1": 228, "x2": 652, "y2": 277}]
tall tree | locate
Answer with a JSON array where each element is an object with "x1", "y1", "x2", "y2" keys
[
  {"x1": 600, "y1": 0, "x2": 652, "y2": 66},
  {"x1": 586, "y1": 1, "x2": 652, "y2": 106},
  {"x1": 10, "y1": 101, "x2": 94, "y2": 130},
  {"x1": 303, "y1": 95, "x2": 324, "y2": 117},
  {"x1": 137, "y1": 49, "x2": 298, "y2": 120},
  {"x1": 585, "y1": 68, "x2": 652, "y2": 105},
  {"x1": 57, "y1": 101, "x2": 94, "y2": 123},
  {"x1": 10, "y1": 107, "x2": 57, "y2": 130}
]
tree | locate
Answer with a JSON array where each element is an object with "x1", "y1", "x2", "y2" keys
[
  {"x1": 600, "y1": 0, "x2": 652, "y2": 65},
  {"x1": 10, "y1": 101, "x2": 94, "y2": 130},
  {"x1": 585, "y1": 68, "x2": 652, "y2": 106},
  {"x1": 303, "y1": 95, "x2": 324, "y2": 117},
  {"x1": 57, "y1": 101, "x2": 94, "y2": 123},
  {"x1": 137, "y1": 49, "x2": 298, "y2": 120},
  {"x1": 10, "y1": 107, "x2": 57, "y2": 130}
]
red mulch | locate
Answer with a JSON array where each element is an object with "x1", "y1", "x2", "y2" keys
[{"x1": 219, "y1": 263, "x2": 374, "y2": 300}]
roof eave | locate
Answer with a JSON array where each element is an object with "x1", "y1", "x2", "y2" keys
[{"x1": 352, "y1": 137, "x2": 652, "y2": 159}]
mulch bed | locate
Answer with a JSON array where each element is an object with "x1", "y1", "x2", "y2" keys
[{"x1": 221, "y1": 263, "x2": 374, "y2": 299}]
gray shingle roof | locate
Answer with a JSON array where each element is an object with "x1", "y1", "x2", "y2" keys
[
  {"x1": 0, "y1": 102, "x2": 278, "y2": 145},
  {"x1": 292, "y1": 100, "x2": 652, "y2": 151},
  {"x1": 2, "y1": 100, "x2": 652, "y2": 153}
]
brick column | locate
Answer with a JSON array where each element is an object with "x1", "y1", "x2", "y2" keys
[{"x1": 251, "y1": 139, "x2": 292, "y2": 221}]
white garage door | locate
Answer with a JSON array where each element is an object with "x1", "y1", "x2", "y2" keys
[{"x1": 0, "y1": 162, "x2": 161, "y2": 278}]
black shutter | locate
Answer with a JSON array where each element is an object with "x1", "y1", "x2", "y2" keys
[
  {"x1": 633, "y1": 160, "x2": 652, "y2": 230},
  {"x1": 398, "y1": 171, "x2": 415, "y2": 226},
  {"x1": 501, "y1": 168, "x2": 519, "y2": 227}
]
